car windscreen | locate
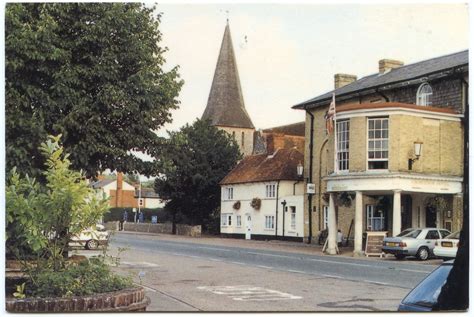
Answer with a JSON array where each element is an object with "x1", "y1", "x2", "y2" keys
[
  {"x1": 402, "y1": 265, "x2": 452, "y2": 308},
  {"x1": 446, "y1": 231, "x2": 460, "y2": 240},
  {"x1": 397, "y1": 229, "x2": 421, "y2": 238}
]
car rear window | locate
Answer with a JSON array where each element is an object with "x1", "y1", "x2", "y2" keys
[
  {"x1": 397, "y1": 229, "x2": 421, "y2": 238},
  {"x1": 402, "y1": 264, "x2": 452, "y2": 308}
]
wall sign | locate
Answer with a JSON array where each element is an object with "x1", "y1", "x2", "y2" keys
[
  {"x1": 365, "y1": 231, "x2": 387, "y2": 257},
  {"x1": 307, "y1": 183, "x2": 316, "y2": 194}
]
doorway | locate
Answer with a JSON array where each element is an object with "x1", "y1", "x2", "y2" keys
[
  {"x1": 245, "y1": 214, "x2": 252, "y2": 240},
  {"x1": 426, "y1": 206, "x2": 437, "y2": 228}
]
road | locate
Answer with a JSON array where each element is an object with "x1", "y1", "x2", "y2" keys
[{"x1": 102, "y1": 232, "x2": 439, "y2": 312}]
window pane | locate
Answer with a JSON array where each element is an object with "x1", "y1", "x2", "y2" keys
[
  {"x1": 375, "y1": 120, "x2": 381, "y2": 129},
  {"x1": 382, "y1": 119, "x2": 388, "y2": 129}
]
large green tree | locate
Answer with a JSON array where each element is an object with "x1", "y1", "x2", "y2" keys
[
  {"x1": 154, "y1": 119, "x2": 242, "y2": 232},
  {"x1": 6, "y1": 3, "x2": 183, "y2": 179}
]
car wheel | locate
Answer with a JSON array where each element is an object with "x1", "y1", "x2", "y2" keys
[
  {"x1": 416, "y1": 247, "x2": 430, "y2": 261},
  {"x1": 395, "y1": 254, "x2": 406, "y2": 260},
  {"x1": 85, "y1": 239, "x2": 99, "y2": 250}
]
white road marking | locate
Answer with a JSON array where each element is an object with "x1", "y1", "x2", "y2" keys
[
  {"x1": 120, "y1": 261, "x2": 159, "y2": 267},
  {"x1": 246, "y1": 251, "x2": 294, "y2": 259},
  {"x1": 229, "y1": 261, "x2": 246, "y2": 265},
  {"x1": 257, "y1": 265, "x2": 274, "y2": 269},
  {"x1": 287, "y1": 269, "x2": 307, "y2": 274},
  {"x1": 198, "y1": 285, "x2": 302, "y2": 301}
]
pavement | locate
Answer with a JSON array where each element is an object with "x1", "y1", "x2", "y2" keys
[{"x1": 70, "y1": 231, "x2": 445, "y2": 312}]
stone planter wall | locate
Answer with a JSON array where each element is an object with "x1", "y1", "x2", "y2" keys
[
  {"x1": 6, "y1": 287, "x2": 150, "y2": 312},
  {"x1": 109, "y1": 222, "x2": 201, "y2": 237}
]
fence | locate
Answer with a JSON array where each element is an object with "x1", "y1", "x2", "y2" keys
[{"x1": 105, "y1": 221, "x2": 201, "y2": 237}]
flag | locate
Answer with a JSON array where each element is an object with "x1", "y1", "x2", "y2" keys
[{"x1": 325, "y1": 93, "x2": 336, "y2": 134}]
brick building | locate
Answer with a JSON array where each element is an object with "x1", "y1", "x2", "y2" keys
[{"x1": 293, "y1": 50, "x2": 468, "y2": 255}]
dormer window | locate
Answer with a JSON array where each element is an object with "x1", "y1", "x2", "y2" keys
[{"x1": 416, "y1": 83, "x2": 433, "y2": 106}]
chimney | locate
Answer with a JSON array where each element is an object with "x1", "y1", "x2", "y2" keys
[
  {"x1": 334, "y1": 73, "x2": 357, "y2": 89},
  {"x1": 117, "y1": 172, "x2": 123, "y2": 190},
  {"x1": 379, "y1": 59, "x2": 404, "y2": 74}
]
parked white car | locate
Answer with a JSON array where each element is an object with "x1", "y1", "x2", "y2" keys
[
  {"x1": 382, "y1": 228, "x2": 451, "y2": 261},
  {"x1": 433, "y1": 231, "x2": 460, "y2": 260},
  {"x1": 70, "y1": 224, "x2": 109, "y2": 250}
]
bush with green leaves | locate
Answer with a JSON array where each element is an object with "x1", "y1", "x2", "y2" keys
[
  {"x1": 27, "y1": 257, "x2": 132, "y2": 298},
  {"x1": 6, "y1": 135, "x2": 109, "y2": 271}
]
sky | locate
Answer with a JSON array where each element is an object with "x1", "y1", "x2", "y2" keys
[{"x1": 154, "y1": 2, "x2": 469, "y2": 136}]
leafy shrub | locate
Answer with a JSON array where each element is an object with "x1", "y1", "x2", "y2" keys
[
  {"x1": 250, "y1": 198, "x2": 261, "y2": 210},
  {"x1": 27, "y1": 258, "x2": 132, "y2": 298}
]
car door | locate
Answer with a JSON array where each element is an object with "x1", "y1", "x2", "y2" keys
[{"x1": 425, "y1": 230, "x2": 441, "y2": 250}]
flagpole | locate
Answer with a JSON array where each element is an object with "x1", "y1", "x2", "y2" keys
[{"x1": 333, "y1": 93, "x2": 338, "y2": 174}]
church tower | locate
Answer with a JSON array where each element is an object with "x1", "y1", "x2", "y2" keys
[{"x1": 202, "y1": 21, "x2": 255, "y2": 156}]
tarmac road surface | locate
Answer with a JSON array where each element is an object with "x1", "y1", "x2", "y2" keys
[{"x1": 95, "y1": 232, "x2": 440, "y2": 311}]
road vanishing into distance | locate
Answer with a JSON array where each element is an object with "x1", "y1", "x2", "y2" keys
[{"x1": 110, "y1": 232, "x2": 436, "y2": 290}]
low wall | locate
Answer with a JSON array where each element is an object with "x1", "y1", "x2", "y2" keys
[
  {"x1": 6, "y1": 287, "x2": 150, "y2": 312},
  {"x1": 107, "y1": 222, "x2": 201, "y2": 237}
]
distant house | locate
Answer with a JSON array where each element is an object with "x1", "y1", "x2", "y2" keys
[
  {"x1": 219, "y1": 148, "x2": 305, "y2": 241},
  {"x1": 91, "y1": 173, "x2": 164, "y2": 209}
]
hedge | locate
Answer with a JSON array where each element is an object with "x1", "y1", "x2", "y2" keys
[{"x1": 103, "y1": 207, "x2": 170, "y2": 223}]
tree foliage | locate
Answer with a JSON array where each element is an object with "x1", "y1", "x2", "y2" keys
[
  {"x1": 6, "y1": 135, "x2": 109, "y2": 271},
  {"x1": 6, "y1": 3, "x2": 183, "y2": 179},
  {"x1": 154, "y1": 119, "x2": 242, "y2": 232}
]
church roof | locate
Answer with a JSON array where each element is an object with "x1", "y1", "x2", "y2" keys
[
  {"x1": 262, "y1": 121, "x2": 306, "y2": 136},
  {"x1": 202, "y1": 22, "x2": 255, "y2": 129}
]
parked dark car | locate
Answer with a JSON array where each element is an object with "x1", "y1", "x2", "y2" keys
[{"x1": 398, "y1": 260, "x2": 453, "y2": 311}]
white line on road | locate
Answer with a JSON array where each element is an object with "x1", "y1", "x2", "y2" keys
[
  {"x1": 287, "y1": 269, "x2": 307, "y2": 274},
  {"x1": 134, "y1": 283, "x2": 157, "y2": 292},
  {"x1": 256, "y1": 265, "x2": 274, "y2": 269}
]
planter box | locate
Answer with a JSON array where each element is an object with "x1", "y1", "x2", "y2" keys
[{"x1": 6, "y1": 286, "x2": 150, "y2": 312}]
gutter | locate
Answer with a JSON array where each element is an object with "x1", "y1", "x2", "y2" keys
[{"x1": 305, "y1": 108, "x2": 315, "y2": 244}]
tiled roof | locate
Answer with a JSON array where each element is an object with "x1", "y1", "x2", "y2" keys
[
  {"x1": 337, "y1": 102, "x2": 459, "y2": 115},
  {"x1": 91, "y1": 179, "x2": 114, "y2": 189},
  {"x1": 294, "y1": 50, "x2": 468, "y2": 109},
  {"x1": 262, "y1": 121, "x2": 305, "y2": 136},
  {"x1": 202, "y1": 23, "x2": 255, "y2": 129},
  {"x1": 220, "y1": 148, "x2": 303, "y2": 185}
]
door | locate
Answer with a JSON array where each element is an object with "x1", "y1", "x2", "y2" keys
[
  {"x1": 426, "y1": 206, "x2": 437, "y2": 228},
  {"x1": 245, "y1": 214, "x2": 252, "y2": 240}
]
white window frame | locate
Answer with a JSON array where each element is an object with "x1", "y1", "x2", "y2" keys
[
  {"x1": 236, "y1": 215, "x2": 242, "y2": 227},
  {"x1": 290, "y1": 206, "x2": 296, "y2": 230},
  {"x1": 224, "y1": 187, "x2": 233, "y2": 200},
  {"x1": 416, "y1": 83, "x2": 433, "y2": 106},
  {"x1": 336, "y1": 120, "x2": 350, "y2": 171},
  {"x1": 367, "y1": 117, "x2": 389, "y2": 170},
  {"x1": 221, "y1": 214, "x2": 229, "y2": 227},
  {"x1": 265, "y1": 184, "x2": 276, "y2": 198},
  {"x1": 323, "y1": 205, "x2": 329, "y2": 229},
  {"x1": 366, "y1": 205, "x2": 385, "y2": 231},
  {"x1": 265, "y1": 215, "x2": 275, "y2": 229}
]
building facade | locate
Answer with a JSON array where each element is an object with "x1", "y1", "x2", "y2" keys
[
  {"x1": 219, "y1": 148, "x2": 305, "y2": 241},
  {"x1": 293, "y1": 50, "x2": 468, "y2": 255}
]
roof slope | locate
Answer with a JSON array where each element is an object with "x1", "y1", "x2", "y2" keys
[
  {"x1": 91, "y1": 179, "x2": 114, "y2": 189},
  {"x1": 294, "y1": 50, "x2": 468, "y2": 109},
  {"x1": 202, "y1": 23, "x2": 255, "y2": 129},
  {"x1": 220, "y1": 148, "x2": 303, "y2": 185},
  {"x1": 262, "y1": 122, "x2": 305, "y2": 136}
]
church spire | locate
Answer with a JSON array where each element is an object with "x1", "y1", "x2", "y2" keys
[{"x1": 202, "y1": 23, "x2": 254, "y2": 129}]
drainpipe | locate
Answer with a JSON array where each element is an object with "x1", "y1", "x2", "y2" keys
[
  {"x1": 275, "y1": 180, "x2": 280, "y2": 238},
  {"x1": 375, "y1": 88, "x2": 390, "y2": 102},
  {"x1": 318, "y1": 138, "x2": 329, "y2": 231},
  {"x1": 305, "y1": 108, "x2": 315, "y2": 244}
]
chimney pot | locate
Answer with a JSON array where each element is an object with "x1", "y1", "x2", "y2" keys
[
  {"x1": 379, "y1": 59, "x2": 404, "y2": 74},
  {"x1": 334, "y1": 73, "x2": 357, "y2": 89}
]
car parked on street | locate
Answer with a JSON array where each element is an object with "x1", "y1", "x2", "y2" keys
[
  {"x1": 69, "y1": 224, "x2": 110, "y2": 250},
  {"x1": 398, "y1": 260, "x2": 453, "y2": 311},
  {"x1": 434, "y1": 231, "x2": 460, "y2": 260},
  {"x1": 382, "y1": 228, "x2": 451, "y2": 261}
]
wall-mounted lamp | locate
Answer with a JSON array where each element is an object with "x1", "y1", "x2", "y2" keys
[
  {"x1": 281, "y1": 200, "x2": 287, "y2": 212},
  {"x1": 408, "y1": 141, "x2": 423, "y2": 170},
  {"x1": 446, "y1": 210, "x2": 452, "y2": 218},
  {"x1": 297, "y1": 162, "x2": 304, "y2": 178}
]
